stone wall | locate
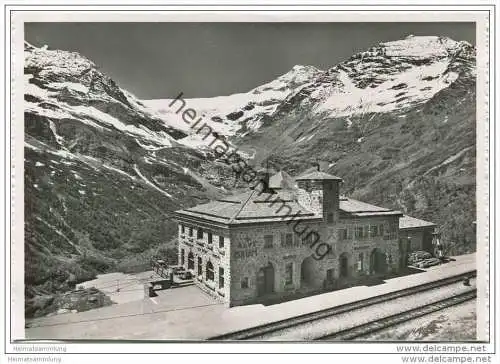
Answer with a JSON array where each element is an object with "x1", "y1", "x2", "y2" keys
[
  {"x1": 227, "y1": 214, "x2": 401, "y2": 306},
  {"x1": 326, "y1": 216, "x2": 401, "y2": 278},
  {"x1": 228, "y1": 222, "x2": 323, "y2": 306}
]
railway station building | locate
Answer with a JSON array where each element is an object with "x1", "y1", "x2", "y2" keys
[{"x1": 174, "y1": 169, "x2": 434, "y2": 307}]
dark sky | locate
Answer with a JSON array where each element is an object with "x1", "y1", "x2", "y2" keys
[{"x1": 25, "y1": 22, "x2": 475, "y2": 99}]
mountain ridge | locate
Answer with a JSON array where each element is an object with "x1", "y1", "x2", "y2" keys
[
  {"x1": 144, "y1": 35, "x2": 475, "y2": 153},
  {"x1": 24, "y1": 42, "x2": 239, "y2": 316}
]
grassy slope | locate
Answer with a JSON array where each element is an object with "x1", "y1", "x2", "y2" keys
[{"x1": 24, "y1": 109, "x2": 236, "y2": 313}]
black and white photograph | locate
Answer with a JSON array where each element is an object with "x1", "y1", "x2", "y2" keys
[{"x1": 2, "y1": 3, "x2": 497, "y2": 363}]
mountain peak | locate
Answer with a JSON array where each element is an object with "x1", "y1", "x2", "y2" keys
[
  {"x1": 290, "y1": 64, "x2": 321, "y2": 72},
  {"x1": 274, "y1": 64, "x2": 323, "y2": 86},
  {"x1": 380, "y1": 35, "x2": 469, "y2": 59},
  {"x1": 24, "y1": 40, "x2": 36, "y2": 50},
  {"x1": 25, "y1": 42, "x2": 97, "y2": 78}
]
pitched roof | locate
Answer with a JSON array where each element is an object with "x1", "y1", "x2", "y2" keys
[
  {"x1": 399, "y1": 215, "x2": 436, "y2": 230},
  {"x1": 295, "y1": 170, "x2": 343, "y2": 181},
  {"x1": 175, "y1": 189, "x2": 319, "y2": 225},
  {"x1": 339, "y1": 197, "x2": 403, "y2": 217},
  {"x1": 176, "y1": 172, "x2": 405, "y2": 224}
]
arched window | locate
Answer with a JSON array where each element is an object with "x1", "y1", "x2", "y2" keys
[
  {"x1": 187, "y1": 252, "x2": 194, "y2": 270},
  {"x1": 197, "y1": 257, "x2": 202, "y2": 276},
  {"x1": 206, "y1": 261, "x2": 214, "y2": 281}
]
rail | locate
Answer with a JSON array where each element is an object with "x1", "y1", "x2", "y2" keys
[{"x1": 316, "y1": 289, "x2": 476, "y2": 340}]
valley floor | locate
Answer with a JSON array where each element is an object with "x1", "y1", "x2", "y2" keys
[{"x1": 25, "y1": 253, "x2": 477, "y2": 341}]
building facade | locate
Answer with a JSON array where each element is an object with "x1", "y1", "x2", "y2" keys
[{"x1": 174, "y1": 170, "x2": 408, "y2": 307}]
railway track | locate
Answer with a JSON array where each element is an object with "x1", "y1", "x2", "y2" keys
[
  {"x1": 316, "y1": 289, "x2": 477, "y2": 341},
  {"x1": 209, "y1": 270, "x2": 476, "y2": 341}
]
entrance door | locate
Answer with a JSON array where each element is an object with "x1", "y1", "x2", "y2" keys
[
  {"x1": 301, "y1": 256, "x2": 315, "y2": 287},
  {"x1": 257, "y1": 263, "x2": 274, "y2": 296},
  {"x1": 370, "y1": 248, "x2": 387, "y2": 274}
]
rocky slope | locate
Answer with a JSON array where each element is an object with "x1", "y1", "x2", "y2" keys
[{"x1": 23, "y1": 41, "x2": 237, "y2": 311}]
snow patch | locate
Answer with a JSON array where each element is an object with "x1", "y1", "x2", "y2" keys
[
  {"x1": 382, "y1": 36, "x2": 459, "y2": 59},
  {"x1": 49, "y1": 82, "x2": 89, "y2": 94},
  {"x1": 316, "y1": 59, "x2": 458, "y2": 118}
]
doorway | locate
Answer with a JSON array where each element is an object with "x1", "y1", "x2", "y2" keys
[
  {"x1": 339, "y1": 253, "x2": 349, "y2": 278},
  {"x1": 301, "y1": 256, "x2": 315, "y2": 287},
  {"x1": 370, "y1": 248, "x2": 387, "y2": 274}
]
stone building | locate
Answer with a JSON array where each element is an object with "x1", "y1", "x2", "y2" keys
[{"x1": 174, "y1": 169, "x2": 413, "y2": 307}]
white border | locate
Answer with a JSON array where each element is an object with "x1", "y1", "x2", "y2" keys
[{"x1": 3, "y1": 3, "x2": 496, "y2": 359}]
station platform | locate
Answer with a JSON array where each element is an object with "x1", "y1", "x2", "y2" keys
[{"x1": 25, "y1": 253, "x2": 476, "y2": 340}]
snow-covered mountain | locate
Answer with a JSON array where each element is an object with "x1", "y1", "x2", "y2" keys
[
  {"x1": 24, "y1": 41, "x2": 236, "y2": 314},
  {"x1": 142, "y1": 64, "x2": 323, "y2": 147}
]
